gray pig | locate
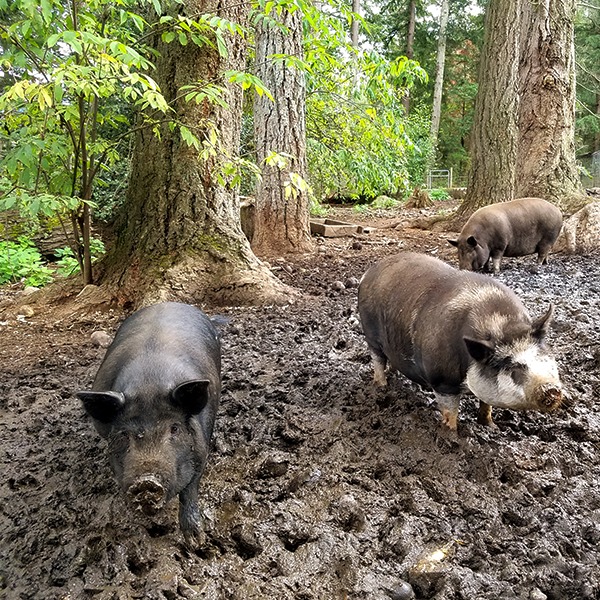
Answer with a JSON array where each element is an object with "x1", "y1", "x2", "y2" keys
[
  {"x1": 77, "y1": 302, "x2": 221, "y2": 545},
  {"x1": 449, "y1": 197, "x2": 563, "y2": 273},
  {"x1": 358, "y1": 252, "x2": 562, "y2": 430}
]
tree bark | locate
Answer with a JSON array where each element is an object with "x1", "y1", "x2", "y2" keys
[
  {"x1": 100, "y1": 0, "x2": 291, "y2": 307},
  {"x1": 251, "y1": 7, "x2": 313, "y2": 256},
  {"x1": 429, "y1": 0, "x2": 450, "y2": 148},
  {"x1": 516, "y1": 0, "x2": 584, "y2": 208},
  {"x1": 459, "y1": 0, "x2": 521, "y2": 216},
  {"x1": 596, "y1": 93, "x2": 600, "y2": 153},
  {"x1": 402, "y1": 0, "x2": 417, "y2": 114},
  {"x1": 351, "y1": 0, "x2": 361, "y2": 47}
]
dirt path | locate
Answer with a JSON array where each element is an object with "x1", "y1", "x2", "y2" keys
[{"x1": 1, "y1": 206, "x2": 599, "y2": 600}]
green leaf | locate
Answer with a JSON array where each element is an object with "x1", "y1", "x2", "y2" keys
[
  {"x1": 47, "y1": 33, "x2": 61, "y2": 48},
  {"x1": 215, "y1": 32, "x2": 228, "y2": 58}
]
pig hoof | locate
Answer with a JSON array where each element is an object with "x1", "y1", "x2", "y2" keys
[
  {"x1": 440, "y1": 411, "x2": 458, "y2": 431},
  {"x1": 180, "y1": 505, "x2": 205, "y2": 549},
  {"x1": 477, "y1": 403, "x2": 496, "y2": 427},
  {"x1": 183, "y1": 526, "x2": 206, "y2": 550}
]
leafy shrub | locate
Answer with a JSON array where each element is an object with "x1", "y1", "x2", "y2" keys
[
  {"x1": 310, "y1": 199, "x2": 330, "y2": 217},
  {"x1": 0, "y1": 236, "x2": 105, "y2": 287},
  {"x1": 0, "y1": 239, "x2": 53, "y2": 287},
  {"x1": 352, "y1": 195, "x2": 399, "y2": 214},
  {"x1": 428, "y1": 188, "x2": 451, "y2": 200},
  {"x1": 371, "y1": 195, "x2": 399, "y2": 209},
  {"x1": 352, "y1": 203, "x2": 372, "y2": 214},
  {"x1": 55, "y1": 238, "x2": 106, "y2": 277}
]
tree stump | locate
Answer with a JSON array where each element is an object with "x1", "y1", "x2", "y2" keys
[{"x1": 406, "y1": 187, "x2": 433, "y2": 209}]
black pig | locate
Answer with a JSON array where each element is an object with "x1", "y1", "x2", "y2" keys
[
  {"x1": 358, "y1": 252, "x2": 562, "y2": 430},
  {"x1": 448, "y1": 197, "x2": 563, "y2": 273},
  {"x1": 77, "y1": 302, "x2": 221, "y2": 545}
]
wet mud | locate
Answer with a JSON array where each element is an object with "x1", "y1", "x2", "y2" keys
[{"x1": 1, "y1": 207, "x2": 599, "y2": 599}]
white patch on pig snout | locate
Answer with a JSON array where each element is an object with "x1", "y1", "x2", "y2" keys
[{"x1": 466, "y1": 339, "x2": 561, "y2": 411}]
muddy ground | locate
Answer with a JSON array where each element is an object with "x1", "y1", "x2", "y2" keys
[{"x1": 1, "y1": 204, "x2": 599, "y2": 600}]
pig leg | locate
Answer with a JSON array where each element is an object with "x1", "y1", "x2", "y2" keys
[
  {"x1": 369, "y1": 348, "x2": 388, "y2": 387},
  {"x1": 178, "y1": 475, "x2": 203, "y2": 547},
  {"x1": 490, "y1": 254, "x2": 502, "y2": 274},
  {"x1": 537, "y1": 245, "x2": 552, "y2": 265},
  {"x1": 434, "y1": 393, "x2": 460, "y2": 430},
  {"x1": 477, "y1": 401, "x2": 495, "y2": 427}
]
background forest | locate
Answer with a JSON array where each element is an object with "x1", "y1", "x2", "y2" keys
[{"x1": 0, "y1": 0, "x2": 598, "y2": 295}]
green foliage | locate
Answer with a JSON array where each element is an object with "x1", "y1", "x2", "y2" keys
[
  {"x1": 55, "y1": 237, "x2": 105, "y2": 277},
  {"x1": 309, "y1": 198, "x2": 329, "y2": 217},
  {"x1": 0, "y1": 0, "x2": 169, "y2": 280},
  {"x1": 403, "y1": 107, "x2": 436, "y2": 187},
  {"x1": 428, "y1": 188, "x2": 450, "y2": 200},
  {"x1": 372, "y1": 195, "x2": 399, "y2": 209},
  {"x1": 363, "y1": 1, "x2": 484, "y2": 179},
  {"x1": 352, "y1": 194, "x2": 398, "y2": 214},
  {"x1": 352, "y1": 203, "x2": 371, "y2": 214},
  {"x1": 302, "y1": 0, "x2": 428, "y2": 200},
  {"x1": 0, "y1": 238, "x2": 53, "y2": 287},
  {"x1": 0, "y1": 234, "x2": 105, "y2": 287},
  {"x1": 0, "y1": 0, "x2": 267, "y2": 280},
  {"x1": 575, "y1": 7, "x2": 600, "y2": 159}
]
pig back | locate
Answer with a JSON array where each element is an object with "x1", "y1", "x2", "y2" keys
[
  {"x1": 466, "y1": 197, "x2": 563, "y2": 256},
  {"x1": 358, "y1": 253, "x2": 529, "y2": 393}
]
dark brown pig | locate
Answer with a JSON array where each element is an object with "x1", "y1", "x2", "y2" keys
[
  {"x1": 358, "y1": 252, "x2": 562, "y2": 430},
  {"x1": 449, "y1": 197, "x2": 563, "y2": 273},
  {"x1": 76, "y1": 302, "x2": 221, "y2": 545}
]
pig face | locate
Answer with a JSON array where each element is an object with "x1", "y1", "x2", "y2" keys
[
  {"x1": 464, "y1": 307, "x2": 562, "y2": 413},
  {"x1": 449, "y1": 236, "x2": 488, "y2": 271},
  {"x1": 78, "y1": 380, "x2": 210, "y2": 517}
]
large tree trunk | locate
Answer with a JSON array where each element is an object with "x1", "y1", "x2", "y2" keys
[
  {"x1": 100, "y1": 0, "x2": 291, "y2": 307},
  {"x1": 251, "y1": 7, "x2": 313, "y2": 256},
  {"x1": 596, "y1": 93, "x2": 600, "y2": 153},
  {"x1": 516, "y1": 0, "x2": 584, "y2": 209},
  {"x1": 402, "y1": 0, "x2": 417, "y2": 114},
  {"x1": 429, "y1": 0, "x2": 450, "y2": 148},
  {"x1": 351, "y1": 0, "x2": 361, "y2": 47},
  {"x1": 459, "y1": 0, "x2": 522, "y2": 216}
]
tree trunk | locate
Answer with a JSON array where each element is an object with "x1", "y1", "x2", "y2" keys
[
  {"x1": 516, "y1": 0, "x2": 584, "y2": 208},
  {"x1": 402, "y1": 0, "x2": 417, "y2": 114},
  {"x1": 100, "y1": 0, "x2": 291, "y2": 307},
  {"x1": 351, "y1": 0, "x2": 361, "y2": 47},
  {"x1": 459, "y1": 0, "x2": 521, "y2": 216},
  {"x1": 251, "y1": 7, "x2": 313, "y2": 256},
  {"x1": 429, "y1": 0, "x2": 450, "y2": 148},
  {"x1": 596, "y1": 93, "x2": 600, "y2": 153}
]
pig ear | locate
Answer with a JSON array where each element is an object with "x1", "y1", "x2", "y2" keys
[
  {"x1": 531, "y1": 304, "x2": 555, "y2": 341},
  {"x1": 464, "y1": 337, "x2": 495, "y2": 362},
  {"x1": 171, "y1": 380, "x2": 210, "y2": 415},
  {"x1": 77, "y1": 391, "x2": 125, "y2": 424},
  {"x1": 448, "y1": 239, "x2": 459, "y2": 247},
  {"x1": 467, "y1": 235, "x2": 478, "y2": 248}
]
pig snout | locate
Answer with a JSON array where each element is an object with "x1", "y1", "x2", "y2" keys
[
  {"x1": 534, "y1": 382, "x2": 562, "y2": 412},
  {"x1": 126, "y1": 475, "x2": 167, "y2": 515}
]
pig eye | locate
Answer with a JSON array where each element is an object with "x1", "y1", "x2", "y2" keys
[
  {"x1": 109, "y1": 430, "x2": 130, "y2": 451},
  {"x1": 509, "y1": 364, "x2": 527, "y2": 385},
  {"x1": 170, "y1": 423, "x2": 182, "y2": 436}
]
